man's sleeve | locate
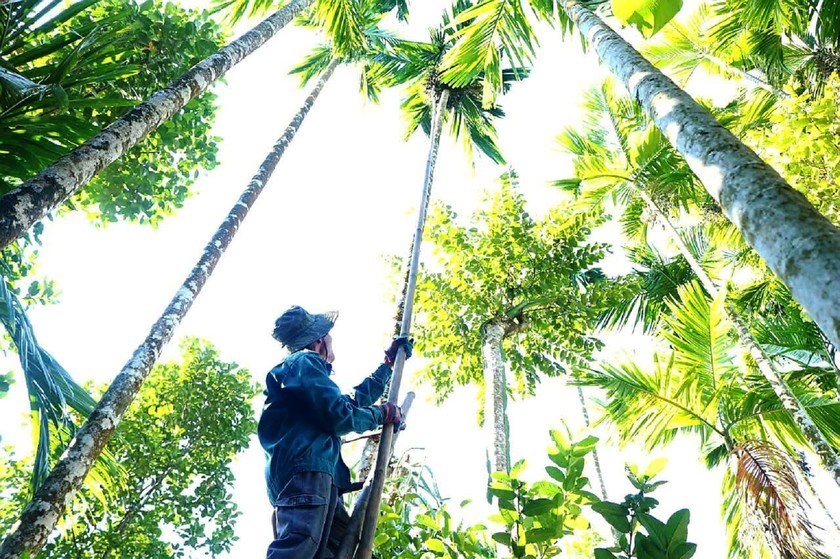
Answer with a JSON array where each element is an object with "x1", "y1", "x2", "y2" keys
[
  {"x1": 351, "y1": 363, "x2": 392, "y2": 407},
  {"x1": 286, "y1": 353, "x2": 384, "y2": 436}
]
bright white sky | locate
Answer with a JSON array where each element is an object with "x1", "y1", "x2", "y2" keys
[{"x1": 2, "y1": 1, "x2": 839, "y2": 557}]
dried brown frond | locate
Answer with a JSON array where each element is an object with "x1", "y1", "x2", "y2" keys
[{"x1": 733, "y1": 440, "x2": 828, "y2": 559}]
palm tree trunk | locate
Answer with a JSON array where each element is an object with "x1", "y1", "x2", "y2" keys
[
  {"x1": 0, "y1": 59, "x2": 337, "y2": 559},
  {"x1": 637, "y1": 188, "x2": 840, "y2": 487},
  {"x1": 559, "y1": 0, "x2": 840, "y2": 353},
  {"x1": 354, "y1": 88, "x2": 450, "y2": 559},
  {"x1": 482, "y1": 319, "x2": 510, "y2": 473},
  {"x1": 575, "y1": 384, "x2": 608, "y2": 500},
  {"x1": 0, "y1": 0, "x2": 313, "y2": 252}
]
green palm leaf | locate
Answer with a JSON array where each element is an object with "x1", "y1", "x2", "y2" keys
[
  {"x1": 576, "y1": 351, "x2": 722, "y2": 450},
  {"x1": 438, "y1": 0, "x2": 536, "y2": 107},
  {"x1": 660, "y1": 281, "x2": 736, "y2": 392},
  {"x1": 0, "y1": 273, "x2": 96, "y2": 491}
]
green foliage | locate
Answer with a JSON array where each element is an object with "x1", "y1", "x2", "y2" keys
[
  {"x1": 0, "y1": 273, "x2": 95, "y2": 493},
  {"x1": 488, "y1": 429, "x2": 599, "y2": 558},
  {"x1": 368, "y1": 2, "x2": 528, "y2": 164},
  {"x1": 374, "y1": 459, "x2": 495, "y2": 558},
  {"x1": 744, "y1": 77, "x2": 840, "y2": 226},
  {"x1": 412, "y1": 172, "x2": 610, "y2": 400},
  {"x1": 592, "y1": 462, "x2": 697, "y2": 559},
  {"x1": 0, "y1": 338, "x2": 260, "y2": 558},
  {"x1": 611, "y1": 0, "x2": 683, "y2": 39},
  {"x1": 0, "y1": 0, "x2": 225, "y2": 226}
]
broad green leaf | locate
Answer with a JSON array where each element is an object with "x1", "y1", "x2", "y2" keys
[
  {"x1": 521, "y1": 498, "x2": 555, "y2": 516},
  {"x1": 425, "y1": 538, "x2": 446, "y2": 553},
  {"x1": 643, "y1": 457, "x2": 668, "y2": 478},
  {"x1": 591, "y1": 501, "x2": 631, "y2": 532},
  {"x1": 612, "y1": 0, "x2": 683, "y2": 38}
]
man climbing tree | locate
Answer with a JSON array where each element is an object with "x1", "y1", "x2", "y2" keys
[{"x1": 259, "y1": 305, "x2": 412, "y2": 558}]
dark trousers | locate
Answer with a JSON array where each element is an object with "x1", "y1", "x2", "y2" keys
[{"x1": 267, "y1": 472, "x2": 349, "y2": 559}]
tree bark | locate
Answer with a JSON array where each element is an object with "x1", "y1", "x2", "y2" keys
[
  {"x1": 354, "y1": 89, "x2": 450, "y2": 559},
  {"x1": 638, "y1": 188, "x2": 840, "y2": 487},
  {"x1": 482, "y1": 319, "x2": 510, "y2": 473},
  {"x1": 560, "y1": 0, "x2": 840, "y2": 353},
  {"x1": 0, "y1": 60, "x2": 337, "y2": 559},
  {"x1": 0, "y1": 0, "x2": 313, "y2": 251}
]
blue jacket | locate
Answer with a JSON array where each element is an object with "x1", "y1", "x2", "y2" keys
[{"x1": 258, "y1": 350, "x2": 391, "y2": 504}]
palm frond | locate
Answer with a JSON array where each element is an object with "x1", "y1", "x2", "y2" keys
[
  {"x1": 660, "y1": 282, "x2": 737, "y2": 396},
  {"x1": 731, "y1": 440, "x2": 828, "y2": 559},
  {"x1": 597, "y1": 246, "x2": 695, "y2": 333},
  {"x1": 732, "y1": 380, "x2": 840, "y2": 455},
  {"x1": 439, "y1": 0, "x2": 536, "y2": 107},
  {"x1": 0, "y1": 273, "x2": 96, "y2": 492},
  {"x1": 574, "y1": 351, "x2": 723, "y2": 450},
  {"x1": 288, "y1": 44, "x2": 334, "y2": 86}
]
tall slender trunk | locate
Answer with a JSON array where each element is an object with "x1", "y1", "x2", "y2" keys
[
  {"x1": 575, "y1": 385, "x2": 608, "y2": 500},
  {"x1": 354, "y1": 89, "x2": 450, "y2": 559},
  {"x1": 0, "y1": 0, "x2": 313, "y2": 251},
  {"x1": 482, "y1": 319, "x2": 510, "y2": 474},
  {"x1": 0, "y1": 60, "x2": 337, "y2": 559},
  {"x1": 638, "y1": 188, "x2": 840, "y2": 487},
  {"x1": 560, "y1": 0, "x2": 840, "y2": 353}
]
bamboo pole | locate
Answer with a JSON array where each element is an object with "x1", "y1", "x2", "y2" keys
[
  {"x1": 354, "y1": 89, "x2": 450, "y2": 559},
  {"x1": 336, "y1": 392, "x2": 416, "y2": 559}
]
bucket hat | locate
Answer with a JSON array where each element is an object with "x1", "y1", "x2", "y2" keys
[{"x1": 272, "y1": 305, "x2": 338, "y2": 352}]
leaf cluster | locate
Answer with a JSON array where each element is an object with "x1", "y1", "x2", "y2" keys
[
  {"x1": 1, "y1": 0, "x2": 225, "y2": 226},
  {"x1": 373, "y1": 458, "x2": 495, "y2": 558},
  {"x1": 487, "y1": 429, "x2": 599, "y2": 558},
  {"x1": 412, "y1": 173, "x2": 610, "y2": 401},
  {"x1": 592, "y1": 461, "x2": 697, "y2": 559},
  {"x1": 0, "y1": 338, "x2": 260, "y2": 558}
]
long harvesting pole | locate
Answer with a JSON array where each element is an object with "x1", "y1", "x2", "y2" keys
[{"x1": 354, "y1": 89, "x2": 451, "y2": 559}]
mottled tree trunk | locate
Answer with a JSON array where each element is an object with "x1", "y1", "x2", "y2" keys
[
  {"x1": 560, "y1": 0, "x2": 840, "y2": 353},
  {"x1": 0, "y1": 0, "x2": 313, "y2": 251},
  {"x1": 638, "y1": 188, "x2": 840, "y2": 486},
  {"x1": 0, "y1": 60, "x2": 337, "y2": 559},
  {"x1": 355, "y1": 89, "x2": 450, "y2": 559},
  {"x1": 482, "y1": 319, "x2": 510, "y2": 473}
]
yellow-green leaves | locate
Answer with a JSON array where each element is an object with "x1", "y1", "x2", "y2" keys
[
  {"x1": 611, "y1": 0, "x2": 683, "y2": 38},
  {"x1": 489, "y1": 431, "x2": 599, "y2": 557}
]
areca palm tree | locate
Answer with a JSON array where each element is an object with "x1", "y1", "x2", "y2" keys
[
  {"x1": 0, "y1": 1, "x2": 411, "y2": 555},
  {"x1": 556, "y1": 80, "x2": 840, "y2": 486},
  {"x1": 0, "y1": 40, "x2": 342, "y2": 559},
  {"x1": 435, "y1": 0, "x2": 840, "y2": 358},
  {"x1": 0, "y1": 0, "x2": 370, "y2": 249},
  {"x1": 578, "y1": 281, "x2": 839, "y2": 558}
]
